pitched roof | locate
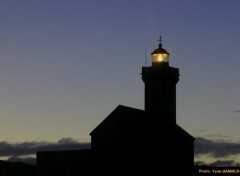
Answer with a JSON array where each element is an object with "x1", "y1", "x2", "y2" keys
[
  {"x1": 90, "y1": 105, "x2": 194, "y2": 140},
  {"x1": 90, "y1": 105, "x2": 146, "y2": 136}
]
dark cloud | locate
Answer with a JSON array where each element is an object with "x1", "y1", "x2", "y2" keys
[
  {"x1": 195, "y1": 160, "x2": 238, "y2": 167},
  {"x1": 194, "y1": 161, "x2": 206, "y2": 166},
  {"x1": 233, "y1": 110, "x2": 240, "y2": 113},
  {"x1": 0, "y1": 138, "x2": 90, "y2": 158},
  {"x1": 195, "y1": 137, "x2": 240, "y2": 158},
  {"x1": 195, "y1": 137, "x2": 240, "y2": 167},
  {"x1": 208, "y1": 160, "x2": 237, "y2": 167}
]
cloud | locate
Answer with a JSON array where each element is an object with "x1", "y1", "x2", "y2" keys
[
  {"x1": 194, "y1": 137, "x2": 240, "y2": 167},
  {"x1": 0, "y1": 137, "x2": 91, "y2": 163},
  {"x1": 233, "y1": 110, "x2": 240, "y2": 113},
  {"x1": 195, "y1": 159, "x2": 238, "y2": 167},
  {"x1": 208, "y1": 160, "x2": 237, "y2": 167},
  {"x1": 195, "y1": 137, "x2": 240, "y2": 158}
]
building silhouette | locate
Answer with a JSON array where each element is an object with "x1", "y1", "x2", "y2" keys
[{"x1": 37, "y1": 38, "x2": 195, "y2": 175}]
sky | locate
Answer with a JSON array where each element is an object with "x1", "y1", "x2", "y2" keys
[{"x1": 0, "y1": 0, "x2": 240, "y2": 166}]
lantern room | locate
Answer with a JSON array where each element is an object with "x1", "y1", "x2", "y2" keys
[{"x1": 151, "y1": 37, "x2": 169, "y2": 66}]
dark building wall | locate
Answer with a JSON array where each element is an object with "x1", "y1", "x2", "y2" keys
[
  {"x1": 91, "y1": 123, "x2": 136, "y2": 162},
  {"x1": 91, "y1": 132, "x2": 194, "y2": 174},
  {"x1": 37, "y1": 149, "x2": 92, "y2": 176},
  {"x1": 90, "y1": 106, "x2": 195, "y2": 175},
  {"x1": 166, "y1": 136, "x2": 195, "y2": 174}
]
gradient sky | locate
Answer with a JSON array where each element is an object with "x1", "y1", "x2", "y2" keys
[{"x1": 0, "y1": 0, "x2": 240, "y2": 166}]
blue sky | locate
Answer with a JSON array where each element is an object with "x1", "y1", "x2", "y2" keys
[{"x1": 0, "y1": 0, "x2": 240, "y2": 166}]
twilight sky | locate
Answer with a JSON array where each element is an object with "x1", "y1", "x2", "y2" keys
[{"x1": 0, "y1": 0, "x2": 240, "y2": 166}]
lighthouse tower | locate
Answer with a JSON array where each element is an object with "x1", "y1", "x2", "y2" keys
[{"x1": 142, "y1": 37, "x2": 179, "y2": 124}]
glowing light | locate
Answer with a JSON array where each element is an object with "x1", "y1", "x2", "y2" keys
[
  {"x1": 157, "y1": 55, "x2": 163, "y2": 62},
  {"x1": 152, "y1": 54, "x2": 169, "y2": 63}
]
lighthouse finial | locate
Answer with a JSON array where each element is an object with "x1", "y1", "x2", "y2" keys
[{"x1": 158, "y1": 35, "x2": 163, "y2": 47}]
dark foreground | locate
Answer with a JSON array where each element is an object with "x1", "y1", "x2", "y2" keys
[{"x1": 1, "y1": 161, "x2": 240, "y2": 176}]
